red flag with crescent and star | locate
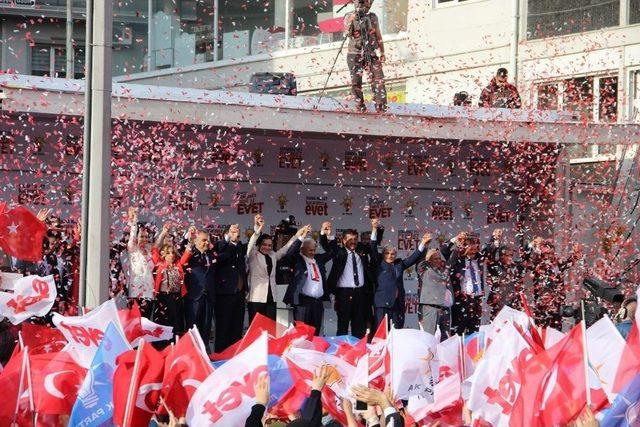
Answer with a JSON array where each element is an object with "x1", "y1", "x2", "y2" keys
[
  {"x1": 0, "y1": 205, "x2": 47, "y2": 262},
  {"x1": 29, "y1": 351, "x2": 87, "y2": 415}
]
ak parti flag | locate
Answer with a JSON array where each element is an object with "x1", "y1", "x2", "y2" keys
[
  {"x1": 0, "y1": 206, "x2": 47, "y2": 262},
  {"x1": 187, "y1": 333, "x2": 268, "y2": 426},
  {"x1": 0, "y1": 275, "x2": 56, "y2": 324}
]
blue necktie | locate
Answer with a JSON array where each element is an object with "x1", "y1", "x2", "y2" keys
[
  {"x1": 352, "y1": 252, "x2": 360, "y2": 287},
  {"x1": 469, "y1": 260, "x2": 480, "y2": 294}
]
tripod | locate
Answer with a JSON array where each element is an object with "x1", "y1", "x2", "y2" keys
[{"x1": 315, "y1": 0, "x2": 377, "y2": 109}]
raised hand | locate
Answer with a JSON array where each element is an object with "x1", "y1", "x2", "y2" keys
[
  {"x1": 492, "y1": 228, "x2": 503, "y2": 241},
  {"x1": 296, "y1": 224, "x2": 311, "y2": 238},
  {"x1": 36, "y1": 208, "x2": 52, "y2": 222},
  {"x1": 312, "y1": 364, "x2": 332, "y2": 391},
  {"x1": 254, "y1": 214, "x2": 265, "y2": 232},
  {"x1": 321, "y1": 221, "x2": 333, "y2": 236},
  {"x1": 371, "y1": 217, "x2": 380, "y2": 230},
  {"x1": 253, "y1": 372, "x2": 270, "y2": 406},
  {"x1": 421, "y1": 232, "x2": 432, "y2": 246},
  {"x1": 127, "y1": 207, "x2": 138, "y2": 223}
]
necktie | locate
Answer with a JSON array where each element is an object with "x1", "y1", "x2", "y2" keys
[
  {"x1": 352, "y1": 252, "x2": 360, "y2": 287},
  {"x1": 264, "y1": 253, "x2": 273, "y2": 280},
  {"x1": 469, "y1": 260, "x2": 480, "y2": 294},
  {"x1": 310, "y1": 261, "x2": 320, "y2": 282}
]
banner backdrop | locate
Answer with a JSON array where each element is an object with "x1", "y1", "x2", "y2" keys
[{"x1": 0, "y1": 115, "x2": 526, "y2": 332}]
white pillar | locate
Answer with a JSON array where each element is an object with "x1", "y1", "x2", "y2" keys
[
  {"x1": 66, "y1": 0, "x2": 74, "y2": 78},
  {"x1": 79, "y1": 0, "x2": 112, "y2": 308}
]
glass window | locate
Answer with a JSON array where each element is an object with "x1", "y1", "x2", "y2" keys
[
  {"x1": 563, "y1": 76, "x2": 594, "y2": 121},
  {"x1": 598, "y1": 76, "x2": 617, "y2": 123},
  {"x1": 31, "y1": 44, "x2": 85, "y2": 78},
  {"x1": 537, "y1": 83, "x2": 559, "y2": 110},
  {"x1": 631, "y1": 0, "x2": 640, "y2": 24},
  {"x1": 526, "y1": 0, "x2": 619, "y2": 40}
]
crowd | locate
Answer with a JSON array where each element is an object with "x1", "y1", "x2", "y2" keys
[{"x1": 5, "y1": 203, "x2": 627, "y2": 357}]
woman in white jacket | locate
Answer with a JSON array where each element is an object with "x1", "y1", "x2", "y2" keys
[{"x1": 246, "y1": 214, "x2": 304, "y2": 322}]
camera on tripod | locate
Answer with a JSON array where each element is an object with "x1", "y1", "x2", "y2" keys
[{"x1": 562, "y1": 277, "x2": 625, "y2": 327}]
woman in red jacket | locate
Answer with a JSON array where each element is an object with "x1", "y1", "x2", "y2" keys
[{"x1": 152, "y1": 223, "x2": 190, "y2": 336}]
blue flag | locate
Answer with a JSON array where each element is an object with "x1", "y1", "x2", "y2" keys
[
  {"x1": 68, "y1": 322, "x2": 131, "y2": 427},
  {"x1": 601, "y1": 374, "x2": 640, "y2": 427}
]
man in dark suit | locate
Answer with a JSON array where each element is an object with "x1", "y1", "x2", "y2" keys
[
  {"x1": 213, "y1": 223, "x2": 248, "y2": 352},
  {"x1": 441, "y1": 232, "x2": 486, "y2": 335},
  {"x1": 283, "y1": 223, "x2": 335, "y2": 335},
  {"x1": 370, "y1": 220, "x2": 430, "y2": 329},
  {"x1": 182, "y1": 228, "x2": 216, "y2": 352},
  {"x1": 319, "y1": 219, "x2": 380, "y2": 338}
]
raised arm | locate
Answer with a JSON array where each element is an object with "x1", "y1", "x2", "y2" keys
[
  {"x1": 369, "y1": 218, "x2": 382, "y2": 265},
  {"x1": 246, "y1": 214, "x2": 264, "y2": 257},
  {"x1": 283, "y1": 225, "x2": 310, "y2": 261},
  {"x1": 275, "y1": 224, "x2": 307, "y2": 261},
  {"x1": 317, "y1": 221, "x2": 337, "y2": 263},
  {"x1": 126, "y1": 207, "x2": 138, "y2": 252},
  {"x1": 154, "y1": 222, "x2": 170, "y2": 249},
  {"x1": 401, "y1": 232, "x2": 431, "y2": 269}
]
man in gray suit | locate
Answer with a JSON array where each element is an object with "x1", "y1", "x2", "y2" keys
[{"x1": 417, "y1": 248, "x2": 454, "y2": 338}]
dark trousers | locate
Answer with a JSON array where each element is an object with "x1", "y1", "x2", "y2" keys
[
  {"x1": 347, "y1": 52, "x2": 387, "y2": 111},
  {"x1": 374, "y1": 304, "x2": 404, "y2": 331},
  {"x1": 185, "y1": 295, "x2": 214, "y2": 352},
  {"x1": 335, "y1": 287, "x2": 368, "y2": 338},
  {"x1": 134, "y1": 297, "x2": 153, "y2": 318},
  {"x1": 248, "y1": 301, "x2": 277, "y2": 323},
  {"x1": 451, "y1": 294, "x2": 482, "y2": 335},
  {"x1": 294, "y1": 295, "x2": 324, "y2": 336},
  {"x1": 153, "y1": 292, "x2": 184, "y2": 336},
  {"x1": 214, "y1": 292, "x2": 246, "y2": 352}
]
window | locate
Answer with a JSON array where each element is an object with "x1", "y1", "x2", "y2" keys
[
  {"x1": 31, "y1": 44, "x2": 85, "y2": 79},
  {"x1": 631, "y1": 0, "x2": 640, "y2": 24},
  {"x1": 632, "y1": 71, "x2": 640, "y2": 123},
  {"x1": 526, "y1": 0, "x2": 619, "y2": 40},
  {"x1": 535, "y1": 75, "x2": 618, "y2": 159}
]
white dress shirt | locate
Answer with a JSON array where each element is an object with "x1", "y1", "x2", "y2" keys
[
  {"x1": 462, "y1": 258, "x2": 482, "y2": 296},
  {"x1": 338, "y1": 250, "x2": 365, "y2": 288},
  {"x1": 301, "y1": 255, "x2": 324, "y2": 298}
]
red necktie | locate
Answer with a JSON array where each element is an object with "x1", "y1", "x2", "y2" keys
[{"x1": 310, "y1": 261, "x2": 320, "y2": 282}]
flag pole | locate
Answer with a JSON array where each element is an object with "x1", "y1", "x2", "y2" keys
[
  {"x1": 124, "y1": 340, "x2": 145, "y2": 427},
  {"x1": 12, "y1": 348, "x2": 28, "y2": 425},
  {"x1": 580, "y1": 300, "x2": 591, "y2": 408}
]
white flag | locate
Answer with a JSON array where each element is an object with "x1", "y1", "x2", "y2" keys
[
  {"x1": 131, "y1": 317, "x2": 174, "y2": 345},
  {"x1": 0, "y1": 274, "x2": 56, "y2": 324},
  {"x1": 285, "y1": 346, "x2": 356, "y2": 399},
  {"x1": 467, "y1": 322, "x2": 533, "y2": 427},
  {"x1": 187, "y1": 333, "x2": 268, "y2": 426},
  {"x1": 389, "y1": 328, "x2": 438, "y2": 400},
  {"x1": 52, "y1": 299, "x2": 125, "y2": 368},
  {"x1": 586, "y1": 316, "x2": 625, "y2": 402}
]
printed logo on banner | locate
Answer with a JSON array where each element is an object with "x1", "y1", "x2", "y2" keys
[
  {"x1": 235, "y1": 191, "x2": 264, "y2": 215},
  {"x1": 398, "y1": 230, "x2": 420, "y2": 251},
  {"x1": 344, "y1": 150, "x2": 367, "y2": 172},
  {"x1": 369, "y1": 197, "x2": 392, "y2": 219},
  {"x1": 319, "y1": 152, "x2": 330, "y2": 171},
  {"x1": 205, "y1": 224, "x2": 229, "y2": 242},
  {"x1": 463, "y1": 202, "x2": 473, "y2": 220},
  {"x1": 65, "y1": 135, "x2": 82, "y2": 156},
  {"x1": 207, "y1": 143, "x2": 237, "y2": 165},
  {"x1": 252, "y1": 148, "x2": 264, "y2": 167},
  {"x1": 278, "y1": 147, "x2": 303, "y2": 169},
  {"x1": 341, "y1": 196, "x2": 353, "y2": 215},
  {"x1": 18, "y1": 183, "x2": 47, "y2": 206},
  {"x1": 407, "y1": 154, "x2": 429, "y2": 176},
  {"x1": 170, "y1": 191, "x2": 196, "y2": 211},
  {"x1": 404, "y1": 200, "x2": 417, "y2": 217},
  {"x1": 469, "y1": 158, "x2": 491, "y2": 176},
  {"x1": 277, "y1": 194, "x2": 288, "y2": 213},
  {"x1": 431, "y1": 201, "x2": 453, "y2": 221},
  {"x1": 382, "y1": 156, "x2": 395, "y2": 174},
  {"x1": 0, "y1": 131, "x2": 15, "y2": 154},
  {"x1": 34, "y1": 136, "x2": 46, "y2": 155},
  {"x1": 64, "y1": 186, "x2": 78, "y2": 205},
  {"x1": 487, "y1": 203, "x2": 514, "y2": 224},
  {"x1": 305, "y1": 196, "x2": 328, "y2": 216}
]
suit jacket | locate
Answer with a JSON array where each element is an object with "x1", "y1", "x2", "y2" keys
[
  {"x1": 181, "y1": 242, "x2": 216, "y2": 302},
  {"x1": 370, "y1": 236, "x2": 425, "y2": 308},
  {"x1": 246, "y1": 232, "x2": 296, "y2": 303},
  {"x1": 283, "y1": 238, "x2": 335, "y2": 306},
  {"x1": 444, "y1": 243, "x2": 486, "y2": 295},
  {"x1": 215, "y1": 238, "x2": 248, "y2": 295},
  {"x1": 417, "y1": 263, "x2": 453, "y2": 307},
  {"x1": 318, "y1": 229, "x2": 383, "y2": 296}
]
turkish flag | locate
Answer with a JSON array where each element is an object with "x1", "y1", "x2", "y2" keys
[
  {"x1": 21, "y1": 323, "x2": 67, "y2": 355},
  {"x1": 113, "y1": 341, "x2": 165, "y2": 427},
  {"x1": 30, "y1": 351, "x2": 87, "y2": 415},
  {"x1": 117, "y1": 301, "x2": 144, "y2": 344},
  {"x1": 160, "y1": 329, "x2": 214, "y2": 417},
  {"x1": 613, "y1": 285, "x2": 640, "y2": 393},
  {"x1": 0, "y1": 206, "x2": 47, "y2": 262},
  {"x1": 210, "y1": 313, "x2": 277, "y2": 361},
  {"x1": 0, "y1": 347, "x2": 28, "y2": 422}
]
